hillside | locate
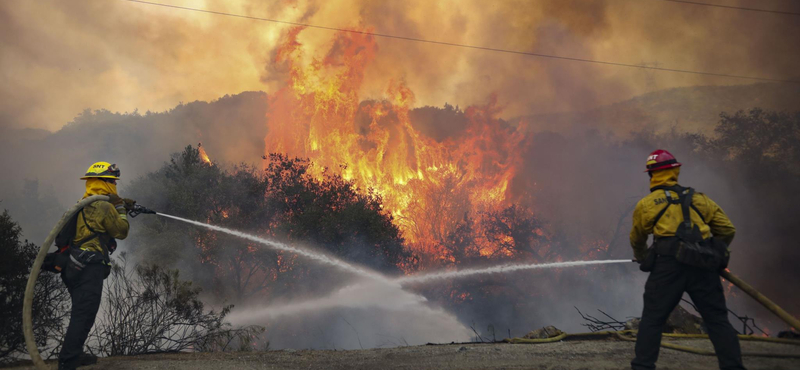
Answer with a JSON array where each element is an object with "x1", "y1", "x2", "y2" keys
[{"x1": 518, "y1": 82, "x2": 800, "y2": 137}]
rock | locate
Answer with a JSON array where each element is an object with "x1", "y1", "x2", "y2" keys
[
  {"x1": 523, "y1": 326, "x2": 564, "y2": 339},
  {"x1": 626, "y1": 305, "x2": 706, "y2": 334},
  {"x1": 457, "y1": 346, "x2": 469, "y2": 352},
  {"x1": 625, "y1": 318, "x2": 641, "y2": 331},
  {"x1": 665, "y1": 305, "x2": 706, "y2": 334},
  {"x1": 778, "y1": 330, "x2": 800, "y2": 339}
]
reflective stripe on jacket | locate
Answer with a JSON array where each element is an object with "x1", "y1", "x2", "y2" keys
[{"x1": 629, "y1": 168, "x2": 735, "y2": 261}]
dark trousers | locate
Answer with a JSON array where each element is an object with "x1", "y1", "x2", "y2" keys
[
  {"x1": 632, "y1": 255, "x2": 746, "y2": 370},
  {"x1": 58, "y1": 264, "x2": 105, "y2": 368}
]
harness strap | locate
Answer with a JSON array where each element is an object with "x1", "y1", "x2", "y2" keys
[
  {"x1": 690, "y1": 204, "x2": 706, "y2": 223},
  {"x1": 650, "y1": 185, "x2": 706, "y2": 230},
  {"x1": 71, "y1": 208, "x2": 112, "y2": 264},
  {"x1": 651, "y1": 186, "x2": 682, "y2": 227},
  {"x1": 681, "y1": 187, "x2": 695, "y2": 227},
  {"x1": 71, "y1": 208, "x2": 99, "y2": 249}
]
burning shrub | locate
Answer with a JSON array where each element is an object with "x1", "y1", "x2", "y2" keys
[{"x1": 127, "y1": 146, "x2": 413, "y2": 304}]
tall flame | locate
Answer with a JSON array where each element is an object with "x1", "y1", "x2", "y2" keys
[
  {"x1": 265, "y1": 27, "x2": 528, "y2": 262},
  {"x1": 198, "y1": 142, "x2": 212, "y2": 164}
]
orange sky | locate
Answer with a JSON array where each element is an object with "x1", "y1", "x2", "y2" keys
[{"x1": 1, "y1": 0, "x2": 798, "y2": 131}]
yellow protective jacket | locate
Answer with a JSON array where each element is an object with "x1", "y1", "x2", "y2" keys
[
  {"x1": 74, "y1": 201, "x2": 129, "y2": 260},
  {"x1": 629, "y1": 168, "x2": 735, "y2": 261}
]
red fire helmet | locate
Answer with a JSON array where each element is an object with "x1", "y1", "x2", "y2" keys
[{"x1": 645, "y1": 149, "x2": 682, "y2": 172}]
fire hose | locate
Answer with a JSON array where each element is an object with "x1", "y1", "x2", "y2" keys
[
  {"x1": 505, "y1": 331, "x2": 800, "y2": 358},
  {"x1": 626, "y1": 259, "x2": 800, "y2": 333},
  {"x1": 721, "y1": 270, "x2": 800, "y2": 333},
  {"x1": 22, "y1": 196, "x2": 156, "y2": 370},
  {"x1": 23, "y1": 195, "x2": 108, "y2": 370},
  {"x1": 504, "y1": 264, "x2": 800, "y2": 358}
]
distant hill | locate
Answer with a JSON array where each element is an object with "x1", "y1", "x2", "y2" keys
[
  {"x1": 517, "y1": 82, "x2": 800, "y2": 137},
  {"x1": 0, "y1": 127, "x2": 51, "y2": 140},
  {"x1": 0, "y1": 91, "x2": 269, "y2": 207}
]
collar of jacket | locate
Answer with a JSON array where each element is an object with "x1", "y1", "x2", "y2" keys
[
  {"x1": 649, "y1": 167, "x2": 680, "y2": 192},
  {"x1": 83, "y1": 178, "x2": 118, "y2": 199}
]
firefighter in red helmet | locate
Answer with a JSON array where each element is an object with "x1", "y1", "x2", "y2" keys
[{"x1": 630, "y1": 150, "x2": 745, "y2": 370}]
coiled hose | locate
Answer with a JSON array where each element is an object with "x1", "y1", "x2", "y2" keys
[{"x1": 23, "y1": 195, "x2": 108, "y2": 370}]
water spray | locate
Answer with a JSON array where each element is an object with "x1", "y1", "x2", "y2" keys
[
  {"x1": 156, "y1": 213, "x2": 393, "y2": 283},
  {"x1": 230, "y1": 258, "x2": 633, "y2": 322},
  {"x1": 142, "y1": 214, "x2": 800, "y2": 333},
  {"x1": 396, "y1": 259, "x2": 632, "y2": 284}
]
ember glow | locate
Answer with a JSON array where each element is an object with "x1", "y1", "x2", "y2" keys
[{"x1": 264, "y1": 27, "x2": 528, "y2": 262}]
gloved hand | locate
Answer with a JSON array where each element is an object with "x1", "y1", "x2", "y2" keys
[
  {"x1": 122, "y1": 198, "x2": 136, "y2": 212},
  {"x1": 107, "y1": 193, "x2": 124, "y2": 206},
  {"x1": 107, "y1": 194, "x2": 126, "y2": 214}
]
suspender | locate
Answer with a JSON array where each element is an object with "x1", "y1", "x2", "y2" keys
[
  {"x1": 652, "y1": 188, "x2": 680, "y2": 228},
  {"x1": 72, "y1": 208, "x2": 107, "y2": 250},
  {"x1": 650, "y1": 185, "x2": 705, "y2": 231},
  {"x1": 71, "y1": 209, "x2": 97, "y2": 248}
]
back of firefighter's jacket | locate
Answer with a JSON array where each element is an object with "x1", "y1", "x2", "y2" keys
[{"x1": 629, "y1": 188, "x2": 735, "y2": 261}]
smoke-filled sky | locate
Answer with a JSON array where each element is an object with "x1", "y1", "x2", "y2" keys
[{"x1": 2, "y1": 0, "x2": 798, "y2": 131}]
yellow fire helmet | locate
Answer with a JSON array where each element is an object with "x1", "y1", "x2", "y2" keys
[{"x1": 80, "y1": 162, "x2": 121, "y2": 180}]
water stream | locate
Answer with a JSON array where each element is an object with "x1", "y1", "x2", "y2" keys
[
  {"x1": 160, "y1": 213, "x2": 634, "y2": 324},
  {"x1": 396, "y1": 259, "x2": 632, "y2": 284},
  {"x1": 157, "y1": 213, "x2": 392, "y2": 283}
]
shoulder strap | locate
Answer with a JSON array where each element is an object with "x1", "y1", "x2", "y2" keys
[
  {"x1": 690, "y1": 203, "x2": 706, "y2": 223},
  {"x1": 71, "y1": 208, "x2": 101, "y2": 249},
  {"x1": 650, "y1": 184, "x2": 682, "y2": 193},
  {"x1": 680, "y1": 187, "x2": 695, "y2": 227},
  {"x1": 677, "y1": 187, "x2": 707, "y2": 224},
  {"x1": 652, "y1": 186, "x2": 683, "y2": 227}
]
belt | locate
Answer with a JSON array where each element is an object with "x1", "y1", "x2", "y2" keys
[{"x1": 652, "y1": 237, "x2": 679, "y2": 256}]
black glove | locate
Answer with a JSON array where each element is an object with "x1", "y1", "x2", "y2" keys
[
  {"x1": 107, "y1": 193, "x2": 123, "y2": 206},
  {"x1": 107, "y1": 194, "x2": 126, "y2": 214},
  {"x1": 122, "y1": 198, "x2": 136, "y2": 212}
]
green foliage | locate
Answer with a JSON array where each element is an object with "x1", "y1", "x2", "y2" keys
[
  {"x1": 709, "y1": 109, "x2": 800, "y2": 174},
  {"x1": 0, "y1": 210, "x2": 69, "y2": 364}
]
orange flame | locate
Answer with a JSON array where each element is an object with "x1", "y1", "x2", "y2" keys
[
  {"x1": 264, "y1": 27, "x2": 528, "y2": 262},
  {"x1": 198, "y1": 142, "x2": 212, "y2": 164}
]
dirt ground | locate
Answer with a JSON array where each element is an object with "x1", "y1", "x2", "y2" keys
[{"x1": 11, "y1": 338, "x2": 800, "y2": 370}]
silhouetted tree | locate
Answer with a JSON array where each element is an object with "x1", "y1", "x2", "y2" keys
[{"x1": 0, "y1": 210, "x2": 69, "y2": 364}]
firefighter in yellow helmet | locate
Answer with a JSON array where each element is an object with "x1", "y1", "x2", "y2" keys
[
  {"x1": 630, "y1": 150, "x2": 744, "y2": 370},
  {"x1": 58, "y1": 162, "x2": 133, "y2": 370}
]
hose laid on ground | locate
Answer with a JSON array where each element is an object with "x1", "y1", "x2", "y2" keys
[
  {"x1": 721, "y1": 270, "x2": 800, "y2": 332},
  {"x1": 505, "y1": 330, "x2": 800, "y2": 358},
  {"x1": 614, "y1": 331, "x2": 800, "y2": 359},
  {"x1": 23, "y1": 195, "x2": 108, "y2": 370},
  {"x1": 503, "y1": 267, "x2": 800, "y2": 359}
]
